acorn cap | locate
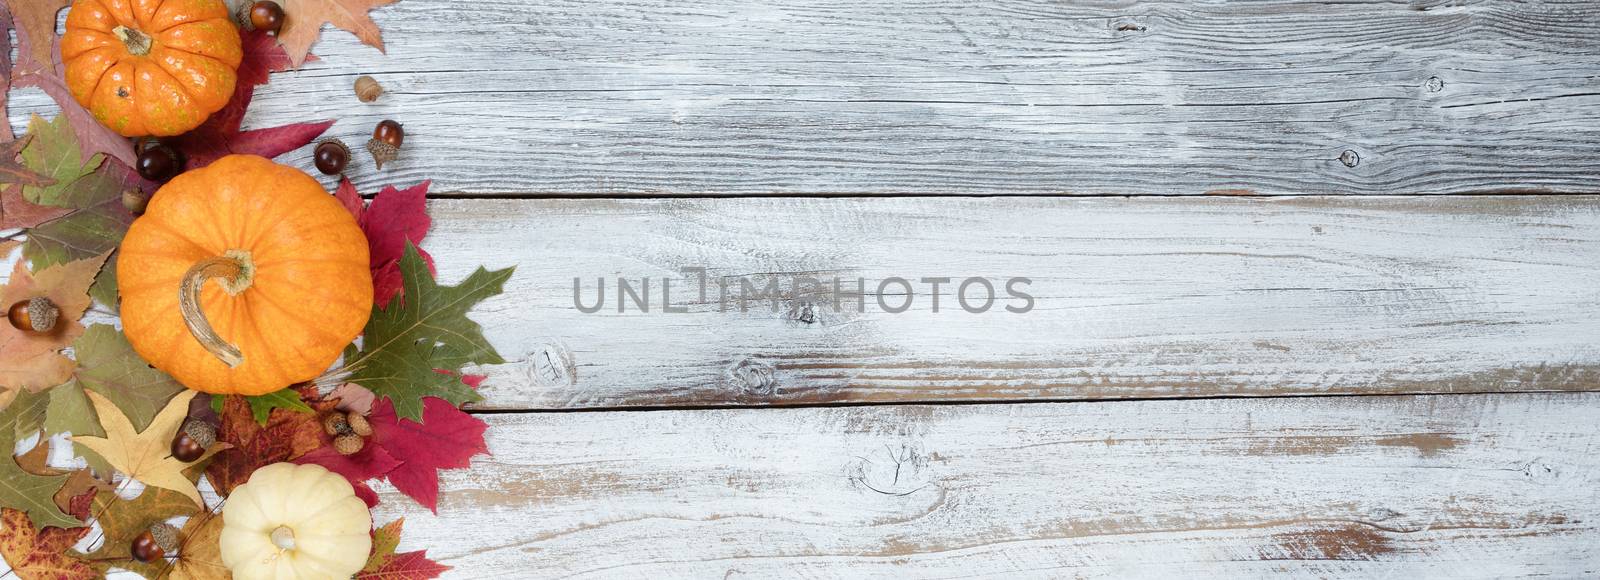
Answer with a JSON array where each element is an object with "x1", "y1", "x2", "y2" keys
[
  {"x1": 345, "y1": 412, "x2": 373, "y2": 437},
  {"x1": 182, "y1": 419, "x2": 216, "y2": 449},
  {"x1": 333, "y1": 433, "x2": 364, "y2": 455},
  {"x1": 366, "y1": 139, "x2": 399, "y2": 170},
  {"x1": 149, "y1": 522, "x2": 179, "y2": 552},
  {"x1": 323, "y1": 413, "x2": 351, "y2": 436},
  {"x1": 24, "y1": 297, "x2": 57, "y2": 333}
]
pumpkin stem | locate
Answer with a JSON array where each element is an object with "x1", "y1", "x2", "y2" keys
[
  {"x1": 111, "y1": 25, "x2": 153, "y2": 56},
  {"x1": 270, "y1": 526, "x2": 297, "y2": 551},
  {"x1": 179, "y1": 251, "x2": 255, "y2": 368}
]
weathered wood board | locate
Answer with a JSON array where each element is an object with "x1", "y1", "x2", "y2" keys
[
  {"x1": 11, "y1": 0, "x2": 1600, "y2": 195},
  {"x1": 373, "y1": 392, "x2": 1600, "y2": 578},
  {"x1": 426, "y1": 195, "x2": 1600, "y2": 409}
]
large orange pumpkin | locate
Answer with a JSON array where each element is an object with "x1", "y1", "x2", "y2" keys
[
  {"x1": 118, "y1": 155, "x2": 373, "y2": 395},
  {"x1": 62, "y1": 0, "x2": 243, "y2": 137}
]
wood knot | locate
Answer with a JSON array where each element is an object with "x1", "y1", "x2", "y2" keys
[
  {"x1": 526, "y1": 341, "x2": 577, "y2": 389},
  {"x1": 1339, "y1": 150, "x2": 1360, "y2": 168},
  {"x1": 1424, "y1": 76, "x2": 1444, "y2": 93},
  {"x1": 725, "y1": 358, "x2": 777, "y2": 396},
  {"x1": 846, "y1": 442, "x2": 934, "y2": 496},
  {"x1": 1113, "y1": 20, "x2": 1147, "y2": 33}
]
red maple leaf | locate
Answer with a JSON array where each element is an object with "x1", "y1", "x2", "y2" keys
[
  {"x1": 168, "y1": 30, "x2": 331, "y2": 169},
  {"x1": 373, "y1": 394, "x2": 488, "y2": 512},
  {"x1": 335, "y1": 178, "x2": 436, "y2": 307},
  {"x1": 359, "y1": 550, "x2": 451, "y2": 579},
  {"x1": 236, "y1": 29, "x2": 314, "y2": 87},
  {"x1": 296, "y1": 434, "x2": 402, "y2": 508}
]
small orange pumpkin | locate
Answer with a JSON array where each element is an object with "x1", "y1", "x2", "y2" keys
[
  {"x1": 62, "y1": 0, "x2": 243, "y2": 137},
  {"x1": 118, "y1": 155, "x2": 373, "y2": 395}
]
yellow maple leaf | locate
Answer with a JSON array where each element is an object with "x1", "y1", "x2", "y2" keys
[{"x1": 72, "y1": 390, "x2": 227, "y2": 507}]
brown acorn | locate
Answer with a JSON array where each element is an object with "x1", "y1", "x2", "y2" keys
[
  {"x1": 134, "y1": 141, "x2": 183, "y2": 183},
  {"x1": 333, "y1": 433, "x2": 364, "y2": 455},
  {"x1": 171, "y1": 419, "x2": 216, "y2": 462},
  {"x1": 313, "y1": 139, "x2": 351, "y2": 175},
  {"x1": 249, "y1": 1, "x2": 285, "y2": 34},
  {"x1": 131, "y1": 523, "x2": 178, "y2": 562},
  {"x1": 354, "y1": 76, "x2": 384, "y2": 103},
  {"x1": 7, "y1": 297, "x2": 58, "y2": 334},
  {"x1": 366, "y1": 120, "x2": 403, "y2": 169},
  {"x1": 122, "y1": 188, "x2": 150, "y2": 215},
  {"x1": 345, "y1": 412, "x2": 373, "y2": 437}
]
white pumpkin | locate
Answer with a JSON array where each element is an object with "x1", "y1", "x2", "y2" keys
[{"x1": 219, "y1": 462, "x2": 372, "y2": 579}]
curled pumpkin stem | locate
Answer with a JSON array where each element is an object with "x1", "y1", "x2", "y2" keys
[{"x1": 179, "y1": 250, "x2": 255, "y2": 368}]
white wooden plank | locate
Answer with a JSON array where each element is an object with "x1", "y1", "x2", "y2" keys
[
  {"x1": 372, "y1": 392, "x2": 1600, "y2": 578},
  {"x1": 10, "y1": 0, "x2": 1600, "y2": 195},
  {"x1": 418, "y1": 195, "x2": 1600, "y2": 410}
]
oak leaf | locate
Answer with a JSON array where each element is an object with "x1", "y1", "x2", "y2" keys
[
  {"x1": 72, "y1": 390, "x2": 227, "y2": 507},
  {"x1": 0, "y1": 507, "x2": 93, "y2": 579},
  {"x1": 344, "y1": 244, "x2": 510, "y2": 421},
  {"x1": 275, "y1": 0, "x2": 397, "y2": 67},
  {"x1": 0, "y1": 390, "x2": 78, "y2": 530},
  {"x1": 0, "y1": 252, "x2": 108, "y2": 393}
]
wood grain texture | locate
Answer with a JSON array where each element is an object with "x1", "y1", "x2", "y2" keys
[
  {"x1": 372, "y1": 392, "x2": 1600, "y2": 578},
  {"x1": 10, "y1": 0, "x2": 1600, "y2": 195},
  {"x1": 426, "y1": 195, "x2": 1600, "y2": 410}
]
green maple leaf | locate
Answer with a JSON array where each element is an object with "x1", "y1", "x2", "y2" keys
[
  {"x1": 71, "y1": 325, "x2": 185, "y2": 431},
  {"x1": 21, "y1": 159, "x2": 134, "y2": 309},
  {"x1": 41, "y1": 382, "x2": 111, "y2": 476},
  {"x1": 209, "y1": 388, "x2": 313, "y2": 425},
  {"x1": 18, "y1": 115, "x2": 103, "y2": 207},
  {"x1": 0, "y1": 390, "x2": 78, "y2": 531},
  {"x1": 43, "y1": 326, "x2": 182, "y2": 476},
  {"x1": 345, "y1": 243, "x2": 511, "y2": 421}
]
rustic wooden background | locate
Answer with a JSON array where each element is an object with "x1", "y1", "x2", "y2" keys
[{"x1": 9, "y1": 0, "x2": 1600, "y2": 577}]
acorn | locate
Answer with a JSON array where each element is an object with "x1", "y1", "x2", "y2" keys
[
  {"x1": 366, "y1": 120, "x2": 403, "y2": 169},
  {"x1": 122, "y1": 188, "x2": 150, "y2": 215},
  {"x1": 333, "y1": 433, "x2": 364, "y2": 455},
  {"x1": 171, "y1": 419, "x2": 216, "y2": 462},
  {"x1": 322, "y1": 412, "x2": 351, "y2": 436},
  {"x1": 313, "y1": 139, "x2": 351, "y2": 175},
  {"x1": 345, "y1": 412, "x2": 372, "y2": 437},
  {"x1": 7, "y1": 297, "x2": 58, "y2": 334},
  {"x1": 134, "y1": 141, "x2": 183, "y2": 183},
  {"x1": 354, "y1": 76, "x2": 384, "y2": 103},
  {"x1": 131, "y1": 522, "x2": 179, "y2": 562},
  {"x1": 249, "y1": 1, "x2": 285, "y2": 35}
]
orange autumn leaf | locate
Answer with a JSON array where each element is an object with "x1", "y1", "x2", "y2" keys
[
  {"x1": 276, "y1": 0, "x2": 397, "y2": 66},
  {"x1": 0, "y1": 252, "x2": 107, "y2": 394}
]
